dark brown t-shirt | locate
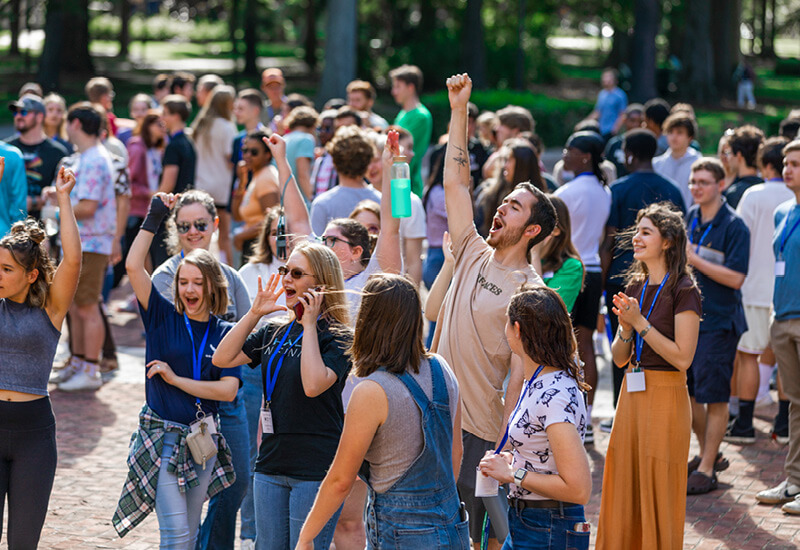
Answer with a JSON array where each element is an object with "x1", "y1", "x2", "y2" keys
[{"x1": 625, "y1": 274, "x2": 702, "y2": 371}]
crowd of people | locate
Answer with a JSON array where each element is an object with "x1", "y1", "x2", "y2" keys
[{"x1": 1, "y1": 62, "x2": 800, "y2": 550}]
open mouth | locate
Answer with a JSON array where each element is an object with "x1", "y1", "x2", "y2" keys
[
  {"x1": 490, "y1": 216, "x2": 504, "y2": 234},
  {"x1": 185, "y1": 296, "x2": 200, "y2": 308}
]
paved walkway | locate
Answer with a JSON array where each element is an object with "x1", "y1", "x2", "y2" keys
[{"x1": 9, "y1": 285, "x2": 800, "y2": 549}]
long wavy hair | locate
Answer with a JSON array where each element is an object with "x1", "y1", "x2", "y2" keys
[
  {"x1": 293, "y1": 242, "x2": 350, "y2": 327},
  {"x1": 540, "y1": 195, "x2": 584, "y2": 289},
  {"x1": 507, "y1": 285, "x2": 590, "y2": 391},
  {"x1": 0, "y1": 219, "x2": 55, "y2": 309},
  {"x1": 191, "y1": 85, "x2": 235, "y2": 149}
]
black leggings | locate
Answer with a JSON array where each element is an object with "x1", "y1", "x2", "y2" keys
[{"x1": 0, "y1": 397, "x2": 57, "y2": 549}]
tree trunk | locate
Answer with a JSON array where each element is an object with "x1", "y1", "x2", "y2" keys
[
  {"x1": 681, "y1": 0, "x2": 715, "y2": 102},
  {"x1": 304, "y1": 0, "x2": 318, "y2": 71},
  {"x1": 462, "y1": 0, "x2": 487, "y2": 89},
  {"x1": 229, "y1": 0, "x2": 239, "y2": 69},
  {"x1": 119, "y1": 0, "x2": 131, "y2": 59},
  {"x1": 515, "y1": 0, "x2": 526, "y2": 90},
  {"x1": 317, "y1": 0, "x2": 356, "y2": 104},
  {"x1": 711, "y1": 0, "x2": 740, "y2": 99},
  {"x1": 243, "y1": 0, "x2": 258, "y2": 75},
  {"x1": 10, "y1": 0, "x2": 21, "y2": 55},
  {"x1": 38, "y1": 0, "x2": 94, "y2": 91},
  {"x1": 666, "y1": 1, "x2": 686, "y2": 60},
  {"x1": 766, "y1": 0, "x2": 776, "y2": 56},
  {"x1": 629, "y1": 0, "x2": 659, "y2": 102},
  {"x1": 606, "y1": 25, "x2": 632, "y2": 68},
  {"x1": 758, "y1": 0, "x2": 768, "y2": 56}
]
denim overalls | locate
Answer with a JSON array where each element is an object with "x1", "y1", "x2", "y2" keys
[{"x1": 364, "y1": 357, "x2": 470, "y2": 549}]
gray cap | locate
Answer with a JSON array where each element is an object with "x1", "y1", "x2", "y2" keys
[{"x1": 9, "y1": 94, "x2": 45, "y2": 114}]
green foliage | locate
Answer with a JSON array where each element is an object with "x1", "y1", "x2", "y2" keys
[
  {"x1": 774, "y1": 57, "x2": 800, "y2": 76},
  {"x1": 89, "y1": 14, "x2": 228, "y2": 43}
]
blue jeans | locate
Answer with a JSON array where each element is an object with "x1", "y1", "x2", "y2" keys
[
  {"x1": 502, "y1": 503, "x2": 589, "y2": 550},
  {"x1": 196, "y1": 391, "x2": 250, "y2": 549},
  {"x1": 423, "y1": 246, "x2": 444, "y2": 349},
  {"x1": 155, "y1": 432, "x2": 215, "y2": 550},
  {"x1": 253, "y1": 473, "x2": 342, "y2": 550},
  {"x1": 239, "y1": 366, "x2": 263, "y2": 541}
]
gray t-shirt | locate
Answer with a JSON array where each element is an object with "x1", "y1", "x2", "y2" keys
[
  {"x1": 362, "y1": 355, "x2": 460, "y2": 493},
  {"x1": 151, "y1": 254, "x2": 251, "y2": 323},
  {"x1": 310, "y1": 185, "x2": 381, "y2": 235}
]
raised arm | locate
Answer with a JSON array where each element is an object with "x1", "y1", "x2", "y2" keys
[
  {"x1": 46, "y1": 167, "x2": 81, "y2": 328},
  {"x1": 264, "y1": 135, "x2": 312, "y2": 240},
  {"x1": 443, "y1": 74, "x2": 476, "y2": 243},
  {"x1": 125, "y1": 194, "x2": 178, "y2": 309},
  {"x1": 424, "y1": 230, "x2": 454, "y2": 322},
  {"x1": 373, "y1": 129, "x2": 402, "y2": 274}
]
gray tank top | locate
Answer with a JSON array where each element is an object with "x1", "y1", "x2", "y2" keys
[
  {"x1": 362, "y1": 355, "x2": 460, "y2": 493},
  {"x1": 0, "y1": 298, "x2": 61, "y2": 396}
]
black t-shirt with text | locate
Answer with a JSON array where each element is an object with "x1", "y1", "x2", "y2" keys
[{"x1": 5, "y1": 137, "x2": 69, "y2": 215}]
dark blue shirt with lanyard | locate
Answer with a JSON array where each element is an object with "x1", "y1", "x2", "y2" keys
[
  {"x1": 242, "y1": 317, "x2": 352, "y2": 481},
  {"x1": 773, "y1": 201, "x2": 800, "y2": 320},
  {"x1": 686, "y1": 201, "x2": 750, "y2": 334},
  {"x1": 139, "y1": 282, "x2": 240, "y2": 426}
]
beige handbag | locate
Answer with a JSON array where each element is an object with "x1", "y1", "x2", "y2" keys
[{"x1": 186, "y1": 412, "x2": 218, "y2": 470}]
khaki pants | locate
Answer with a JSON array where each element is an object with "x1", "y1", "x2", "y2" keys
[{"x1": 771, "y1": 318, "x2": 800, "y2": 486}]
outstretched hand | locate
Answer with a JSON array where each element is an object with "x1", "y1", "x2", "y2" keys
[
  {"x1": 155, "y1": 192, "x2": 180, "y2": 210},
  {"x1": 55, "y1": 166, "x2": 76, "y2": 195},
  {"x1": 446, "y1": 73, "x2": 472, "y2": 110},
  {"x1": 382, "y1": 129, "x2": 401, "y2": 168},
  {"x1": 263, "y1": 134, "x2": 287, "y2": 162},
  {"x1": 250, "y1": 273, "x2": 288, "y2": 318}
]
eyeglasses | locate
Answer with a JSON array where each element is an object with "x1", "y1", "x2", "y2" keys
[
  {"x1": 13, "y1": 109, "x2": 29, "y2": 117},
  {"x1": 277, "y1": 265, "x2": 315, "y2": 280},
  {"x1": 320, "y1": 235, "x2": 353, "y2": 248},
  {"x1": 175, "y1": 219, "x2": 212, "y2": 234},
  {"x1": 242, "y1": 147, "x2": 263, "y2": 156},
  {"x1": 688, "y1": 179, "x2": 717, "y2": 187}
]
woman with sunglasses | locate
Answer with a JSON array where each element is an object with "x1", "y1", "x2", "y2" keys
[
  {"x1": 114, "y1": 192, "x2": 240, "y2": 547},
  {"x1": 234, "y1": 130, "x2": 281, "y2": 262},
  {"x1": 149, "y1": 188, "x2": 254, "y2": 549},
  {"x1": 213, "y1": 241, "x2": 353, "y2": 550}
]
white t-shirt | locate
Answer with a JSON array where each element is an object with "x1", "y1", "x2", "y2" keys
[
  {"x1": 400, "y1": 192, "x2": 427, "y2": 241},
  {"x1": 195, "y1": 118, "x2": 237, "y2": 206},
  {"x1": 238, "y1": 258, "x2": 289, "y2": 328},
  {"x1": 344, "y1": 254, "x2": 382, "y2": 323},
  {"x1": 553, "y1": 173, "x2": 611, "y2": 270},
  {"x1": 737, "y1": 180, "x2": 795, "y2": 307},
  {"x1": 653, "y1": 147, "x2": 701, "y2": 210},
  {"x1": 507, "y1": 369, "x2": 587, "y2": 500}
]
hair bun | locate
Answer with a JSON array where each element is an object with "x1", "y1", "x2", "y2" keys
[{"x1": 9, "y1": 219, "x2": 46, "y2": 244}]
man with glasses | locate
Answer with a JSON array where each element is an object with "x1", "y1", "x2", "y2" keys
[{"x1": 5, "y1": 94, "x2": 69, "y2": 219}]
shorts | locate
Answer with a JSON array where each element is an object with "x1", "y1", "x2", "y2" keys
[
  {"x1": 737, "y1": 305, "x2": 772, "y2": 354},
  {"x1": 74, "y1": 252, "x2": 109, "y2": 306},
  {"x1": 571, "y1": 271, "x2": 602, "y2": 330},
  {"x1": 688, "y1": 329, "x2": 738, "y2": 404},
  {"x1": 457, "y1": 430, "x2": 498, "y2": 541}
]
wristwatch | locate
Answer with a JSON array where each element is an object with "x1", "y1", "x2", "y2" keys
[{"x1": 513, "y1": 468, "x2": 528, "y2": 485}]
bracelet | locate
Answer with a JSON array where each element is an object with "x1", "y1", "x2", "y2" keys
[
  {"x1": 639, "y1": 323, "x2": 653, "y2": 339},
  {"x1": 617, "y1": 327, "x2": 634, "y2": 343}
]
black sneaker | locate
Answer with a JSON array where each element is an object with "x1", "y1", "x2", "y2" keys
[
  {"x1": 584, "y1": 424, "x2": 594, "y2": 445},
  {"x1": 599, "y1": 418, "x2": 613, "y2": 433},
  {"x1": 724, "y1": 423, "x2": 756, "y2": 445},
  {"x1": 772, "y1": 423, "x2": 789, "y2": 445}
]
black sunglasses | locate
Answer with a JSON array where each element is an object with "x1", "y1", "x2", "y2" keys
[
  {"x1": 13, "y1": 109, "x2": 29, "y2": 117},
  {"x1": 277, "y1": 265, "x2": 315, "y2": 280},
  {"x1": 175, "y1": 219, "x2": 211, "y2": 234},
  {"x1": 242, "y1": 147, "x2": 264, "y2": 156},
  {"x1": 320, "y1": 235, "x2": 353, "y2": 248}
]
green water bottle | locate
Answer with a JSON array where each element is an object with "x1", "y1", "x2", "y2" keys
[{"x1": 390, "y1": 155, "x2": 412, "y2": 218}]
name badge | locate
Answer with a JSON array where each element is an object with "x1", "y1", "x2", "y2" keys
[
  {"x1": 626, "y1": 369, "x2": 646, "y2": 392},
  {"x1": 776, "y1": 261, "x2": 786, "y2": 277},
  {"x1": 260, "y1": 407, "x2": 274, "y2": 434}
]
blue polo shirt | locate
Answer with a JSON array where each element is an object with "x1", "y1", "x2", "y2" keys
[
  {"x1": 606, "y1": 171, "x2": 686, "y2": 286},
  {"x1": 773, "y1": 199, "x2": 800, "y2": 321},
  {"x1": 139, "y1": 283, "x2": 241, "y2": 426},
  {"x1": 686, "y1": 201, "x2": 750, "y2": 334}
]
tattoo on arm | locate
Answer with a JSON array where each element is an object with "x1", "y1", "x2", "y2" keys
[{"x1": 452, "y1": 145, "x2": 468, "y2": 171}]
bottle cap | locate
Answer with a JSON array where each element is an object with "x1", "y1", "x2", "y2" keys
[{"x1": 393, "y1": 155, "x2": 408, "y2": 163}]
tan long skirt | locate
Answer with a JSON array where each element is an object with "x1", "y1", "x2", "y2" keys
[{"x1": 596, "y1": 369, "x2": 692, "y2": 550}]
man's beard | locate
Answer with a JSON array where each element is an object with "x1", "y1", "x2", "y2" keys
[{"x1": 487, "y1": 222, "x2": 526, "y2": 251}]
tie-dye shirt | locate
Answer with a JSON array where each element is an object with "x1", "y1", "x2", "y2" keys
[{"x1": 67, "y1": 145, "x2": 116, "y2": 255}]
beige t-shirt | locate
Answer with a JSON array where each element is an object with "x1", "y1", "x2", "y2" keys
[{"x1": 432, "y1": 226, "x2": 543, "y2": 442}]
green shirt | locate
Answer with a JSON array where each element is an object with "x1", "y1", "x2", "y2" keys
[
  {"x1": 543, "y1": 257, "x2": 584, "y2": 313},
  {"x1": 394, "y1": 104, "x2": 432, "y2": 197}
]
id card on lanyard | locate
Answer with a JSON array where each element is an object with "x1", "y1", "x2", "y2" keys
[
  {"x1": 183, "y1": 314, "x2": 217, "y2": 435},
  {"x1": 261, "y1": 320, "x2": 304, "y2": 434},
  {"x1": 776, "y1": 208, "x2": 800, "y2": 278},
  {"x1": 627, "y1": 273, "x2": 670, "y2": 393}
]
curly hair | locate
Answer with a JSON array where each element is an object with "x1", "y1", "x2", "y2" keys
[
  {"x1": 327, "y1": 126, "x2": 376, "y2": 179},
  {"x1": 0, "y1": 219, "x2": 56, "y2": 308}
]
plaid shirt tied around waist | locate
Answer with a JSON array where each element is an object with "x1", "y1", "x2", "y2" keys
[{"x1": 112, "y1": 403, "x2": 236, "y2": 537}]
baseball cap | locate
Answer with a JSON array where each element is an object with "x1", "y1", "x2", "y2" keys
[
  {"x1": 9, "y1": 94, "x2": 46, "y2": 114},
  {"x1": 262, "y1": 68, "x2": 285, "y2": 86}
]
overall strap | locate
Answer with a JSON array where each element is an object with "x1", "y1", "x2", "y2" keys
[{"x1": 427, "y1": 355, "x2": 450, "y2": 408}]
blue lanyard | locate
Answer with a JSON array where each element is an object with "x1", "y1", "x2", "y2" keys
[
  {"x1": 634, "y1": 273, "x2": 670, "y2": 365},
  {"x1": 690, "y1": 217, "x2": 713, "y2": 253},
  {"x1": 171, "y1": 130, "x2": 184, "y2": 139},
  {"x1": 183, "y1": 313, "x2": 211, "y2": 406},
  {"x1": 768, "y1": 177, "x2": 783, "y2": 182},
  {"x1": 264, "y1": 321, "x2": 305, "y2": 407},
  {"x1": 779, "y1": 207, "x2": 800, "y2": 258},
  {"x1": 576, "y1": 171, "x2": 594, "y2": 178},
  {"x1": 495, "y1": 365, "x2": 546, "y2": 453}
]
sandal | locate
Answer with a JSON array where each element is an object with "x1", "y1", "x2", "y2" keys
[
  {"x1": 687, "y1": 452, "x2": 729, "y2": 474},
  {"x1": 687, "y1": 470, "x2": 718, "y2": 495}
]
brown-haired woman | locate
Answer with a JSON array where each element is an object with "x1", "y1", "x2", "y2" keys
[
  {"x1": 0, "y1": 167, "x2": 80, "y2": 549},
  {"x1": 296, "y1": 273, "x2": 468, "y2": 549},
  {"x1": 115, "y1": 193, "x2": 241, "y2": 545},
  {"x1": 479, "y1": 285, "x2": 592, "y2": 550},
  {"x1": 530, "y1": 195, "x2": 585, "y2": 312},
  {"x1": 596, "y1": 202, "x2": 702, "y2": 549}
]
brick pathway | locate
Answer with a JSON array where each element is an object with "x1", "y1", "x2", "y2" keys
[{"x1": 7, "y1": 287, "x2": 799, "y2": 549}]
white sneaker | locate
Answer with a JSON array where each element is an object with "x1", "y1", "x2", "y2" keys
[
  {"x1": 240, "y1": 540, "x2": 255, "y2": 550},
  {"x1": 50, "y1": 357, "x2": 80, "y2": 384},
  {"x1": 756, "y1": 479, "x2": 800, "y2": 505},
  {"x1": 58, "y1": 362, "x2": 103, "y2": 392}
]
